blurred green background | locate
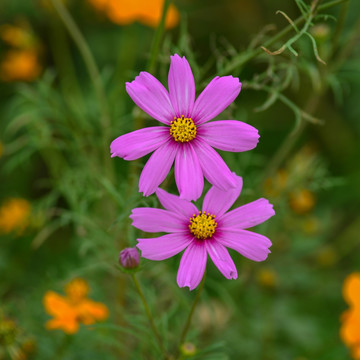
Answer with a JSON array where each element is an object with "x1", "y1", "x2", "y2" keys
[{"x1": 0, "y1": 0, "x2": 360, "y2": 359}]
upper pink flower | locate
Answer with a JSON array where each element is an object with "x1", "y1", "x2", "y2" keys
[
  {"x1": 111, "y1": 54, "x2": 260, "y2": 201},
  {"x1": 130, "y1": 176, "x2": 275, "y2": 290}
]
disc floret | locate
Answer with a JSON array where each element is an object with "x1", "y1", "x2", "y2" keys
[
  {"x1": 189, "y1": 211, "x2": 217, "y2": 239},
  {"x1": 170, "y1": 115, "x2": 197, "y2": 143}
]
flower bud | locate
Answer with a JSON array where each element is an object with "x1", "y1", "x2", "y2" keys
[
  {"x1": 119, "y1": 247, "x2": 139, "y2": 269},
  {"x1": 180, "y1": 342, "x2": 196, "y2": 356}
]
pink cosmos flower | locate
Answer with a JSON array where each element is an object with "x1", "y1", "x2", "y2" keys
[
  {"x1": 111, "y1": 54, "x2": 260, "y2": 201},
  {"x1": 130, "y1": 176, "x2": 275, "y2": 290}
]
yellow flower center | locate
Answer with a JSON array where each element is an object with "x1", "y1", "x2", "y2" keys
[
  {"x1": 189, "y1": 211, "x2": 217, "y2": 239},
  {"x1": 170, "y1": 115, "x2": 196, "y2": 143}
]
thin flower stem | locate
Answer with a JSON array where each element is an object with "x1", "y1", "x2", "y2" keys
[
  {"x1": 147, "y1": 0, "x2": 172, "y2": 74},
  {"x1": 127, "y1": 0, "x2": 172, "y2": 184},
  {"x1": 260, "y1": 94, "x2": 320, "y2": 184},
  {"x1": 178, "y1": 274, "x2": 206, "y2": 351},
  {"x1": 219, "y1": 0, "x2": 349, "y2": 76},
  {"x1": 131, "y1": 274, "x2": 169, "y2": 359},
  {"x1": 330, "y1": 0, "x2": 350, "y2": 56},
  {"x1": 50, "y1": 0, "x2": 111, "y2": 140}
]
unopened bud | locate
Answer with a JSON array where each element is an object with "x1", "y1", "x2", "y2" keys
[
  {"x1": 119, "y1": 247, "x2": 139, "y2": 269},
  {"x1": 180, "y1": 342, "x2": 197, "y2": 356}
]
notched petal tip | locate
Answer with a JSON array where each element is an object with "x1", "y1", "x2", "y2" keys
[
  {"x1": 229, "y1": 271, "x2": 238, "y2": 279},
  {"x1": 170, "y1": 53, "x2": 182, "y2": 61}
]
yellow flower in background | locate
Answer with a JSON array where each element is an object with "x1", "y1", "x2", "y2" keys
[
  {"x1": 315, "y1": 245, "x2": 337, "y2": 267},
  {"x1": 43, "y1": 278, "x2": 108, "y2": 334},
  {"x1": 0, "y1": 50, "x2": 42, "y2": 82},
  {"x1": 0, "y1": 24, "x2": 33, "y2": 48},
  {"x1": 256, "y1": 268, "x2": 277, "y2": 289},
  {"x1": 343, "y1": 273, "x2": 360, "y2": 309},
  {"x1": 289, "y1": 189, "x2": 316, "y2": 215},
  {"x1": 65, "y1": 278, "x2": 90, "y2": 301},
  {"x1": 87, "y1": 0, "x2": 180, "y2": 29},
  {"x1": 0, "y1": 142, "x2": 3, "y2": 158},
  {"x1": 0, "y1": 310, "x2": 35, "y2": 360},
  {"x1": 340, "y1": 273, "x2": 360, "y2": 360},
  {"x1": 0, "y1": 198, "x2": 31, "y2": 235},
  {"x1": 264, "y1": 169, "x2": 288, "y2": 198},
  {"x1": 0, "y1": 23, "x2": 42, "y2": 82}
]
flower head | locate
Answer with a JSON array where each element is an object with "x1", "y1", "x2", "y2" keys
[
  {"x1": 340, "y1": 273, "x2": 360, "y2": 359},
  {"x1": 0, "y1": 198, "x2": 31, "y2": 235},
  {"x1": 87, "y1": 0, "x2": 179, "y2": 29},
  {"x1": 0, "y1": 24, "x2": 33, "y2": 48},
  {"x1": 119, "y1": 247, "x2": 140, "y2": 269},
  {"x1": 0, "y1": 50, "x2": 42, "y2": 82},
  {"x1": 0, "y1": 23, "x2": 42, "y2": 82},
  {"x1": 43, "y1": 278, "x2": 108, "y2": 334},
  {"x1": 289, "y1": 188, "x2": 315, "y2": 214},
  {"x1": 130, "y1": 176, "x2": 275, "y2": 290},
  {"x1": 111, "y1": 54, "x2": 259, "y2": 201}
]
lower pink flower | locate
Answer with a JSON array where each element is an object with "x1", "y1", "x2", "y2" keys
[{"x1": 130, "y1": 176, "x2": 275, "y2": 290}]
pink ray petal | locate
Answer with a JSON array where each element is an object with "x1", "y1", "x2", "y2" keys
[
  {"x1": 177, "y1": 241, "x2": 207, "y2": 290},
  {"x1": 156, "y1": 188, "x2": 199, "y2": 219},
  {"x1": 199, "y1": 120, "x2": 259, "y2": 152},
  {"x1": 206, "y1": 239, "x2": 238, "y2": 279},
  {"x1": 137, "y1": 232, "x2": 193, "y2": 261},
  {"x1": 168, "y1": 54, "x2": 195, "y2": 118},
  {"x1": 130, "y1": 208, "x2": 186, "y2": 233},
  {"x1": 139, "y1": 140, "x2": 178, "y2": 196},
  {"x1": 126, "y1": 72, "x2": 174, "y2": 124},
  {"x1": 194, "y1": 140, "x2": 237, "y2": 191},
  {"x1": 202, "y1": 175, "x2": 242, "y2": 217},
  {"x1": 192, "y1": 76, "x2": 241, "y2": 125},
  {"x1": 220, "y1": 198, "x2": 275, "y2": 229},
  {"x1": 110, "y1": 127, "x2": 170, "y2": 160},
  {"x1": 175, "y1": 144, "x2": 204, "y2": 201},
  {"x1": 216, "y1": 229, "x2": 272, "y2": 262}
]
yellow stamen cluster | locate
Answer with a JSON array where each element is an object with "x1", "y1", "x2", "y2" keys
[
  {"x1": 170, "y1": 115, "x2": 196, "y2": 143},
  {"x1": 189, "y1": 211, "x2": 217, "y2": 239}
]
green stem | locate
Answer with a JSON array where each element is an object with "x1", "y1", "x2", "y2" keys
[
  {"x1": 49, "y1": 0, "x2": 111, "y2": 139},
  {"x1": 219, "y1": 0, "x2": 349, "y2": 76},
  {"x1": 131, "y1": 274, "x2": 169, "y2": 359},
  {"x1": 177, "y1": 274, "x2": 206, "y2": 353},
  {"x1": 261, "y1": 94, "x2": 320, "y2": 184},
  {"x1": 330, "y1": 0, "x2": 350, "y2": 55},
  {"x1": 126, "y1": 0, "x2": 173, "y2": 197},
  {"x1": 48, "y1": 16, "x2": 84, "y2": 107},
  {"x1": 147, "y1": 0, "x2": 172, "y2": 74}
]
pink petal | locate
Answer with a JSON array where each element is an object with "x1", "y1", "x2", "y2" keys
[
  {"x1": 194, "y1": 140, "x2": 237, "y2": 191},
  {"x1": 137, "y1": 232, "x2": 192, "y2": 261},
  {"x1": 220, "y1": 198, "x2": 275, "y2": 229},
  {"x1": 168, "y1": 54, "x2": 195, "y2": 118},
  {"x1": 156, "y1": 188, "x2": 199, "y2": 219},
  {"x1": 192, "y1": 76, "x2": 241, "y2": 125},
  {"x1": 205, "y1": 240, "x2": 238, "y2": 279},
  {"x1": 199, "y1": 120, "x2": 259, "y2": 152},
  {"x1": 202, "y1": 175, "x2": 242, "y2": 218},
  {"x1": 177, "y1": 241, "x2": 207, "y2": 290},
  {"x1": 110, "y1": 127, "x2": 170, "y2": 160},
  {"x1": 175, "y1": 144, "x2": 204, "y2": 201},
  {"x1": 130, "y1": 208, "x2": 186, "y2": 233},
  {"x1": 216, "y1": 229, "x2": 272, "y2": 262},
  {"x1": 139, "y1": 140, "x2": 178, "y2": 196},
  {"x1": 126, "y1": 72, "x2": 174, "y2": 124}
]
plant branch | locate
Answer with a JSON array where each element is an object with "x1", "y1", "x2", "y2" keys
[
  {"x1": 50, "y1": 0, "x2": 111, "y2": 140},
  {"x1": 147, "y1": 0, "x2": 173, "y2": 74},
  {"x1": 131, "y1": 274, "x2": 169, "y2": 359},
  {"x1": 219, "y1": 0, "x2": 349, "y2": 75},
  {"x1": 177, "y1": 274, "x2": 206, "y2": 357}
]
